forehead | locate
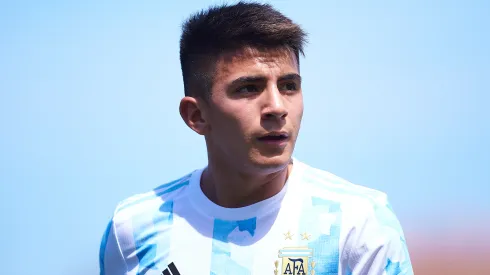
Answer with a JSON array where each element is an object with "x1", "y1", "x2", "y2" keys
[{"x1": 214, "y1": 47, "x2": 299, "y2": 79}]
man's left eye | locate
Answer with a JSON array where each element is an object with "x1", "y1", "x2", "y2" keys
[{"x1": 279, "y1": 82, "x2": 298, "y2": 91}]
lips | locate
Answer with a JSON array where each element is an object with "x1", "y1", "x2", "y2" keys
[{"x1": 257, "y1": 132, "x2": 289, "y2": 142}]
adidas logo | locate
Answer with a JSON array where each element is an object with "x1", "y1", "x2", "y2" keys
[{"x1": 161, "y1": 262, "x2": 181, "y2": 275}]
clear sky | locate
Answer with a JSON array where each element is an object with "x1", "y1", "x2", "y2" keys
[{"x1": 1, "y1": 0, "x2": 489, "y2": 274}]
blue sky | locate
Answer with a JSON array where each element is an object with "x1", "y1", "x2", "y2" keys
[{"x1": 1, "y1": 0, "x2": 489, "y2": 274}]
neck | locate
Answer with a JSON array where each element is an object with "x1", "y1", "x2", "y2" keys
[{"x1": 201, "y1": 156, "x2": 292, "y2": 209}]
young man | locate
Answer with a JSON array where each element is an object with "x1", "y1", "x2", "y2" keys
[{"x1": 100, "y1": 2, "x2": 413, "y2": 275}]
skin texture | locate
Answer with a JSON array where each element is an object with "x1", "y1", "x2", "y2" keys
[{"x1": 179, "y1": 46, "x2": 303, "y2": 208}]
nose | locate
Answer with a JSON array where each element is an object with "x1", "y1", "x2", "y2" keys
[{"x1": 261, "y1": 86, "x2": 288, "y2": 120}]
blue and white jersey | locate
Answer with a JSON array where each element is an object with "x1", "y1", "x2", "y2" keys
[{"x1": 99, "y1": 158, "x2": 413, "y2": 275}]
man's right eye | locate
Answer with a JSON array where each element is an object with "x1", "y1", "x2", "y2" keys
[{"x1": 236, "y1": 85, "x2": 259, "y2": 94}]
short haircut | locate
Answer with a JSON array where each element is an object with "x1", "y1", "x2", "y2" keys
[{"x1": 179, "y1": 1, "x2": 307, "y2": 98}]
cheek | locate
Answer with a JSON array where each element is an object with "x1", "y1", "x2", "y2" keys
[
  {"x1": 289, "y1": 98, "x2": 304, "y2": 123},
  {"x1": 219, "y1": 102, "x2": 257, "y2": 129},
  {"x1": 212, "y1": 106, "x2": 254, "y2": 138}
]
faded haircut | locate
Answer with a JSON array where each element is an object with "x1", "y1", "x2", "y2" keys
[{"x1": 179, "y1": 1, "x2": 307, "y2": 98}]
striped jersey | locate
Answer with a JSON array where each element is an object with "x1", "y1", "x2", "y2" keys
[{"x1": 99, "y1": 158, "x2": 413, "y2": 275}]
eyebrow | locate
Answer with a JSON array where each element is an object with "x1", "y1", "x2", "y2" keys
[
  {"x1": 229, "y1": 73, "x2": 302, "y2": 87},
  {"x1": 278, "y1": 73, "x2": 302, "y2": 83}
]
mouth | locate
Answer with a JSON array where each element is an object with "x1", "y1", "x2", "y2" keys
[{"x1": 257, "y1": 132, "x2": 289, "y2": 143}]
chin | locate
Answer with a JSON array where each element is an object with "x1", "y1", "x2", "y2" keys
[{"x1": 248, "y1": 152, "x2": 292, "y2": 174}]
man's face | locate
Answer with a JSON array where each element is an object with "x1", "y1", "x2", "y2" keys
[{"x1": 203, "y1": 47, "x2": 303, "y2": 173}]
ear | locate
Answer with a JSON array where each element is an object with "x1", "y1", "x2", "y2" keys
[{"x1": 179, "y1": 96, "x2": 209, "y2": 135}]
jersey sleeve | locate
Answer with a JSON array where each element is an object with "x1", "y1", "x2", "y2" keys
[
  {"x1": 343, "y1": 197, "x2": 414, "y2": 275},
  {"x1": 99, "y1": 219, "x2": 128, "y2": 275}
]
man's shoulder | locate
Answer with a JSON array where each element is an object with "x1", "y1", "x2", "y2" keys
[
  {"x1": 296, "y1": 160, "x2": 405, "y2": 234},
  {"x1": 102, "y1": 171, "x2": 197, "y2": 260},
  {"x1": 296, "y1": 159, "x2": 388, "y2": 206},
  {"x1": 111, "y1": 171, "x2": 195, "y2": 221}
]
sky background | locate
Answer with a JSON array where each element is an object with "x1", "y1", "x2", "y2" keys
[{"x1": 1, "y1": 0, "x2": 489, "y2": 274}]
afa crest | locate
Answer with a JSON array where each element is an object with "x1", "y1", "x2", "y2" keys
[{"x1": 274, "y1": 247, "x2": 316, "y2": 275}]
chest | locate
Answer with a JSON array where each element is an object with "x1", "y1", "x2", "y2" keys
[{"x1": 128, "y1": 205, "x2": 345, "y2": 275}]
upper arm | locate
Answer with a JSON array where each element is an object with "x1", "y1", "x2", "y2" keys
[
  {"x1": 342, "y1": 197, "x2": 413, "y2": 275},
  {"x1": 99, "y1": 219, "x2": 128, "y2": 275}
]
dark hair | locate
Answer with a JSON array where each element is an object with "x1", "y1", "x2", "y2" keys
[{"x1": 179, "y1": 1, "x2": 307, "y2": 98}]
